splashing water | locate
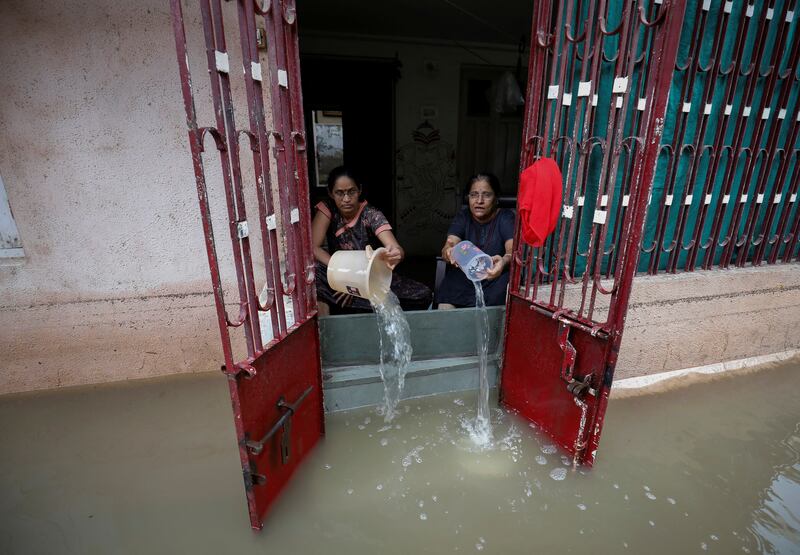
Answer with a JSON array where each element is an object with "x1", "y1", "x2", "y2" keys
[
  {"x1": 461, "y1": 282, "x2": 493, "y2": 446},
  {"x1": 370, "y1": 290, "x2": 412, "y2": 422}
]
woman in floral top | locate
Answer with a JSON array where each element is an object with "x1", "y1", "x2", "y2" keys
[{"x1": 312, "y1": 166, "x2": 432, "y2": 314}]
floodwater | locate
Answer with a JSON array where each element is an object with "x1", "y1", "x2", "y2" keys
[{"x1": 1, "y1": 360, "x2": 799, "y2": 554}]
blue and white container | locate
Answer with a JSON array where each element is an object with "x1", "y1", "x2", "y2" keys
[{"x1": 452, "y1": 240, "x2": 493, "y2": 281}]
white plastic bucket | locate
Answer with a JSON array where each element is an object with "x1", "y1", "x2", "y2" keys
[
  {"x1": 452, "y1": 240, "x2": 493, "y2": 281},
  {"x1": 327, "y1": 246, "x2": 393, "y2": 302}
]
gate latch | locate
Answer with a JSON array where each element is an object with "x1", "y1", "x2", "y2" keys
[
  {"x1": 245, "y1": 385, "x2": 313, "y2": 464},
  {"x1": 558, "y1": 321, "x2": 576, "y2": 382},
  {"x1": 557, "y1": 321, "x2": 595, "y2": 398}
]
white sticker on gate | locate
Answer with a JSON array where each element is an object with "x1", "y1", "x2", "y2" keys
[
  {"x1": 215, "y1": 51, "x2": 230, "y2": 73},
  {"x1": 251, "y1": 62, "x2": 263, "y2": 82},
  {"x1": 593, "y1": 209, "x2": 607, "y2": 225}
]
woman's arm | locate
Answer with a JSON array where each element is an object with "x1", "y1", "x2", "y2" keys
[
  {"x1": 376, "y1": 229, "x2": 404, "y2": 269},
  {"x1": 441, "y1": 234, "x2": 461, "y2": 265},
  {"x1": 311, "y1": 210, "x2": 332, "y2": 266}
]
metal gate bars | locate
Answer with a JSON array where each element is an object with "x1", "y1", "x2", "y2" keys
[
  {"x1": 170, "y1": 0, "x2": 323, "y2": 530},
  {"x1": 501, "y1": 0, "x2": 687, "y2": 466}
]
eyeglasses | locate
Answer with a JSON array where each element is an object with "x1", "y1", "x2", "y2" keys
[
  {"x1": 468, "y1": 192, "x2": 495, "y2": 200},
  {"x1": 333, "y1": 188, "x2": 359, "y2": 199}
]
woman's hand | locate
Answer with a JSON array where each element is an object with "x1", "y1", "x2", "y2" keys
[
  {"x1": 381, "y1": 245, "x2": 403, "y2": 269},
  {"x1": 332, "y1": 291, "x2": 355, "y2": 308},
  {"x1": 484, "y1": 255, "x2": 505, "y2": 280},
  {"x1": 444, "y1": 245, "x2": 456, "y2": 266},
  {"x1": 442, "y1": 235, "x2": 461, "y2": 266}
]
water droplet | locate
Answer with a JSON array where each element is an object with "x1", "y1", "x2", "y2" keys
[
  {"x1": 645, "y1": 492, "x2": 656, "y2": 501},
  {"x1": 643, "y1": 485, "x2": 651, "y2": 491},
  {"x1": 535, "y1": 455, "x2": 547, "y2": 465},
  {"x1": 376, "y1": 484, "x2": 383, "y2": 491},
  {"x1": 380, "y1": 438, "x2": 389, "y2": 447},
  {"x1": 710, "y1": 535, "x2": 718, "y2": 541},
  {"x1": 432, "y1": 495, "x2": 438, "y2": 502},
  {"x1": 418, "y1": 500, "x2": 424, "y2": 508},
  {"x1": 346, "y1": 488, "x2": 354, "y2": 495},
  {"x1": 419, "y1": 513, "x2": 427, "y2": 521},
  {"x1": 667, "y1": 497, "x2": 676, "y2": 505},
  {"x1": 649, "y1": 520, "x2": 655, "y2": 527},
  {"x1": 541, "y1": 444, "x2": 557, "y2": 455},
  {"x1": 613, "y1": 483, "x2": 620, "y2": 489},
  {"x1": 475, "y1": 544, "x2": 484, "y2": 551},
  {"x1": 701, "y1": 542, "x2": 708, "y2": 551},
  {"x1": 323, "y1": 463, "x2": 332, "y2": 470},
  {"x1": 577, "y1": 503, "x2": 587, "y2": 511},
  {"x1": 549, "y1": 467, "x2": 567, "y2": 481}
]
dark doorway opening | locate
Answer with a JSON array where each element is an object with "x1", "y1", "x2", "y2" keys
[{"x1": 301, "y1": 56, "x2": 399, "y2": 224}]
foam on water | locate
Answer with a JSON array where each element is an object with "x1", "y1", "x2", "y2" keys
[{"x1": 370, "y1": 290, "x2": 412, "y2": 422}]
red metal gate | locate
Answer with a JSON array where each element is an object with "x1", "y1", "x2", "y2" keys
[
  {"x1": 501, "y1": 0, "x2": 687, "y2": 466},
  {"x1": 170, "y1": 0, "x2": 322, "y2": 529}
]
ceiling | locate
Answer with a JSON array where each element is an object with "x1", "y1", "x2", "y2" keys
[{"x1": 296, "y1": 0, "x2": 534, "y2": 46}]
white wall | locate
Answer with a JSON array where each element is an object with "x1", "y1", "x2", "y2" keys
[
  {"x1": 0, "y1": 0, "x2": 210, "y2": 305},
  {"x1": 0, "y1": 0, "x2": 275, "y2": 393},
  {"x1": 299, "y1": 32, "x2": 522, "y2": 254}
]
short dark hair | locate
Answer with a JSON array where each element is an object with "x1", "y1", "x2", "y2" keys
[
  {"x1": 464, "y1": 172, "x2": 501, "y2": 198},
  {"x1": 326, "y1": 166, "x2": 361, "y2": 192}
]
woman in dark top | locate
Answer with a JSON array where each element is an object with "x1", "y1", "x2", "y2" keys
[
  {"x1": 312, "y1": 166, "x2": 432, "y2": 315},
  {"x1": 438, "y1": 172, "x2": 515, "y2": 308}
]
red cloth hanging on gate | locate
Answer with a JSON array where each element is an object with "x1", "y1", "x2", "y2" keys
[{"x1": 518, "y1": 158, "x2": 563, "y2": 247}]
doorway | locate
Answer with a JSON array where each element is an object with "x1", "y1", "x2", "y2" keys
[
  {"x1": 456, "y1": 66, "x2": 524, "y2": 198},
  {"x1": 301, "y1": 56, "x2": 399, "y2": 223}
]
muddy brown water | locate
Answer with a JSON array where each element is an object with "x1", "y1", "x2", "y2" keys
[{"x1": 1, "y1": 360, "x2": 798, "y2": 554}]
